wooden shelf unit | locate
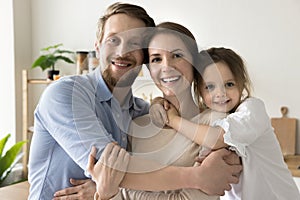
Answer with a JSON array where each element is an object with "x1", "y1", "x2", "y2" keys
[
  {"x1": 284, "y1": 155, "x2": 300, "y2": 177},
  {"x1": 22, "y1": 70, "x2": 52, "y2": 177}
]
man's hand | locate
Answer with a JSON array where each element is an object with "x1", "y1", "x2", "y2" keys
[
  {"x1": 53, "y1": 178, "x2": 96, "y2": 200},
  {"x1": 191, "y1": 148, "x2": 242, "y2": 196},
  {"x1": 87, "y1": 143, "x2": 129, "y2": 200}
]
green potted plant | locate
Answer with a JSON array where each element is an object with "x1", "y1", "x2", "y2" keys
[
  {"x1": 31, "y1": 43, "x2": 75, "y2": 80},
  {"x1": 0, "y1": 133, "x2": 26, "y2": 186}
]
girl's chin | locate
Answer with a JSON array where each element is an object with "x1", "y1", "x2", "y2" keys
[{"x1": 212, "y1": 107, "x2": 231, "y2": 113}]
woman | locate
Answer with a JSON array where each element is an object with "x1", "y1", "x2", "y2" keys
[{"x1": 88, "y1": 22, "x2": 239, "y2": 200}]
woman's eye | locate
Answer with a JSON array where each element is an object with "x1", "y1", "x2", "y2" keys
[{"x1": 150, "y1": 57, "x2": 161, "y2": 63}]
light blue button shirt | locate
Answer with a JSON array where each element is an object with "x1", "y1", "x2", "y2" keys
[{"x1": 28, "y1": 68, "x2": 149, "y2": 199}]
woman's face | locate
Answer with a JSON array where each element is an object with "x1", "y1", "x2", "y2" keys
[
  {"x1": 200, "y1": 62, "x2": 241, "y2": 113},
  {"x1": 148, "y1": 33, "x2": 194, "y2": 97}
]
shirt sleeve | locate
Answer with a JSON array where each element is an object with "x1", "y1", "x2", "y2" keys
[
  {"x1": 213, "y1": 97, "x2": 271, "y2": 157},
  {"x1": 34, "y1": 77, "x2": 114, "y2": 171}
]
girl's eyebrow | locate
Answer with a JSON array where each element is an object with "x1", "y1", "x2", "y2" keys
[{"x1": 225, "y1": 79, "x2": 236, "y2": 82}]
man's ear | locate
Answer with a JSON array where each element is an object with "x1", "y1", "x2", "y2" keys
[{"x1": 95, "y1": 41, "x2": 100, "y2": 59}]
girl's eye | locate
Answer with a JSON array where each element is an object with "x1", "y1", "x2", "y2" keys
[
  {"x1": 225, "y1": 82, "x2": 235, "y2": 88},
  {"x1": 205, "y1": 84, "x2": 215, "y2": 91}
]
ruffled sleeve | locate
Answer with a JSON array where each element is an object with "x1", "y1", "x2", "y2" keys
[{"x1": 212, "y1": 97, "x2": 271, "y2": 157}]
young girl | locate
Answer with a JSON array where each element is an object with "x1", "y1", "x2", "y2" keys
[{"x1": 164, "y1": 47, "x2": 300, "y2": 200}]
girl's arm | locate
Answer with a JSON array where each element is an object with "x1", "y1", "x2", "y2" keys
[{"x1": 166, "y1": 105, "x2": 227, "y2": 150}]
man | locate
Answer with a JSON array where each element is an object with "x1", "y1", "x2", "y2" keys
[{"x1": 28, "y1": 3, "x2": 241, "y2": 200}]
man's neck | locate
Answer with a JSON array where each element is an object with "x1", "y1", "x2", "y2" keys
[{"x1": 110, "y1": 86, "x2": 132, "y2": 107}]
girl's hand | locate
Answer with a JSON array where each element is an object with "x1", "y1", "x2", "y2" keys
[
  {"x1": 149, "y1": 97, "x2": 170, "y2": 128},
  {"x1": 87, "y1": 143, "x2": 129, "y2": 200},
  {"x1": 165, "y1": 103, "x2": 179, "y2": 126}
]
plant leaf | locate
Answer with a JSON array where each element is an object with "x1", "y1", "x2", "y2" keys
[
  {"x1": 0, "y1": 134, "x2": 10, "y2": 158},
  {"x1": 0, "y1": 153, "x2": 23, "y2": 185},
  {"x1": 41, "y1": 43, "x2": 63, "y2": 51},
  {"x1": 56, "y1": 49, "x2": 74, "y2": 54},
  {"x1": 56, "y1": 56, "x2": 75, "y2": 64},
  {"x1": 32, "y1": 43, "x2": 75, "y2": 71},
  {"x1": 0, "y1": 140, "x2": 27, "y2": 181},
  {"x1": 32, "y1": 55, "x2": 56, "y2": 71}
]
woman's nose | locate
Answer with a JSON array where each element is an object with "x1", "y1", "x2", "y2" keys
[{"x1": 161, "y1": 57, "x2": 175, "y2": 72}]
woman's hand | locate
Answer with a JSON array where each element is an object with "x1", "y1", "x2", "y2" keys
[
  {"x1": 53, "y1": 178, "x2": 96, "y2": 200},
  {"x1": 87, "y1": 143, "x2": 129, "y2": 200}
]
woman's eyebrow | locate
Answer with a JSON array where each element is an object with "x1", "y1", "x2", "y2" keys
[
  {"x1": 149, "y1": 53, "x2": 161, "y2": 57},
  {"x1": 170, "y1": 49, "x2": 184, "y2": 53}
]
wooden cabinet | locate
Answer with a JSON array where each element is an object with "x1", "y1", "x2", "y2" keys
[{"x1": 22, "y1": 70, "x2": 52, "y2": 177}]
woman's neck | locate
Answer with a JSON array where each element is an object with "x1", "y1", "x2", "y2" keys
[{"x1": 165, "y1": 90, "x2": 199, "y2": 119}]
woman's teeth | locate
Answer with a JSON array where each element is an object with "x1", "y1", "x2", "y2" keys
[{"x1": 161, "y1": 76, "x2": 180, "y2": 83}]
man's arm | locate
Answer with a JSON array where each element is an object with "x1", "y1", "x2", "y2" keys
[
  {"x1": 122, "y1": 148, "x2": 240, "y2": 194},
  {"x1": 88, "y1": 143, "x2": 241, "y2": 199}
]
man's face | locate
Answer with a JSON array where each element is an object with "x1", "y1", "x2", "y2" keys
[{"x1": 97, "y1": 13, "x2": 146, "y2": 89}]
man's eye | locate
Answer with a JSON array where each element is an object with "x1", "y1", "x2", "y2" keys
[
  {"x1": 107, "y1": 37, "x2": 119, "y2": 44},
  {"x1": 130, "y1": 41, "x2": 142, "y2": 47}
]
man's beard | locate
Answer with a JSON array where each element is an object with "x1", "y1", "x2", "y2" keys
[
  {"x1": 102, "y1": 67, "x2": 118, "y2": 88},
  {"x1": 102, "y1": 65, "x2": 142, "y2": 88}
]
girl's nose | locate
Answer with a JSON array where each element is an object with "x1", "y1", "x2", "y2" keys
[{"x1": 215, "y1": 87, "x2": 226, "y2": 98}]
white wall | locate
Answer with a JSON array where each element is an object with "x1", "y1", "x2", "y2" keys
[
  {"x1": 27, "y1": 0, "x2": 300, "y2": 153},
  {"x1": 0, "y1": 0, "x2": 16, "y2": 147}
]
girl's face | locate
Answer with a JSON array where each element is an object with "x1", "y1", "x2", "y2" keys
[
  {"x1": 200, "y1": 62, "x2": 241, "y2": 113},
  {"x1": 148, "y1": 33, "x2": 194, "y2": 97}
]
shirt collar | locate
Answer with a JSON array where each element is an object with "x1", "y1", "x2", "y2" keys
[{"x1": 92, "y1": 67, "x2": 135, "y2": 110}]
